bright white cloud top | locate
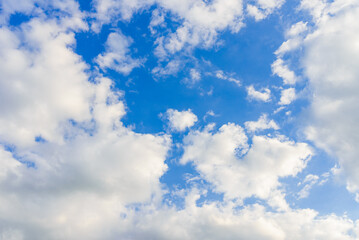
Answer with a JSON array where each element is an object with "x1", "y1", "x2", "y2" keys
[
  {"x1": 246, "y1": 85, "x2": 271, "y2": 102},
  {"x1": 96, "y1": 31, "x2": 143, "y2": 75},
  {"x1": 279, "y1": 88, "x2": 296, "y2": 105},
  {"x1": 0, "y1": 0, "x2": 359, "y2": 239},
  {"x1": 245, "y1": 114, "x2": 279, "y2": 132},
  {"x1": 165, "y1": 109, "x2": 198, "y2": 132}
]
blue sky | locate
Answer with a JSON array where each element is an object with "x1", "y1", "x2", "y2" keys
[{"x1": 1, "y1": 0, "x2": 359, "y2": 239}]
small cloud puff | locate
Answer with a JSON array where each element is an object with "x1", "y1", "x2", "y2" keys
[
  {"x1": 247, "y1": 0, "x2": 285, "y2": 22},
  {"x1": 271, "y1": 59, "x2": 297, "y2": 85},
  {"x1": 246, "y1": 85, "x2": 271, "y2": 102},
  {"x1": 165, "y1": 109, "x2": 198, "y2": 132},
  {"x1": 245, "y1": 114, "x2": 279, "y2": 133},
  {"x1": 183, "y1": 68, "x2": 201, "y2": 86},
  {"x1": 279, "y1": 88, "x2": 296, "y2": 105},
  {"x1": 96, "y1": 31, "x2": 143, "y2": 75}
]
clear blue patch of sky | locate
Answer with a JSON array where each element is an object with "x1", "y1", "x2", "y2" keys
[{"x1": 8, "y1": 12, "x2": 31, "y2": 26}]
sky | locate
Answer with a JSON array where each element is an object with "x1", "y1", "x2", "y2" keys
[{"x1": 1, "y1": 0, "x2": 359, "y2": 239}]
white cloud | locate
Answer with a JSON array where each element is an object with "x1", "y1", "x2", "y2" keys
[
  {"x1": 215, "y1": 70, "x2": 241, "y2": 87},
  {"x1": 0, "y1": 19, "x2": 93, "y2": 148},
  {"x1": 92, "y1": 0, "x2": 155, "y2": 31},
  {"x1": 0, "y1": 0, "x2": 86, "y2": 29},
  {"x1": 247, "y1": 85, "x2": 271, "y2": 102},
  {"x1": 96, "y1": 31, "x2": 143, "y2": 75},
  {"x1": 0, "y1": 122, "x2": 170, "y2": 238},
  {"x1": 297, "y1": 173, "x2": 329, "y2": 199},
  {"x1": 152, "y1": 59, "x2": 181, "y2": 77},
  {"x1": 182, "y1": 68, "x2": 202, "y2": 86},
  {"x1": 120, "y1": 200, "x2": 358, "y2": 240},
  {"x1": 185, "y1": 68, "x2": 201, "y2": 85},
  {"x1": 92, "y1": 0, "x2": 284, "y2": 81},
  {"x1": 299, "y1": 0, "x2": 327, "y2": 22},
  {"x1": 94, "y1": 0, "x2": 244, "y2": 55},
  {"x1": 190, "y1": 68, "x2": 201, "y2": 81},
  {"x1": 247, "y1": 0, "x2": 285, "y2": 21},
  {"x1": 279, "y1": 88, "x2": 296, "y2": 105},
  {"x1": 255, "y1": 0, "x2": 285, "y2": 10},
  {"x1": 272, "y1": 59, "x2": 297, "y2": 85},
  {"x1": 0, "y1": 0, "x2": 37, "y2": 23},
  {"x1": 2, "y1": 0, "x2": 359, "y2": 238},
  {"x1": 0, "y1": 86, "x2": 171, "y2": 203},
  {"x1": 0, "y1": 85, "x2": 170, "y2": 235},
  {"x1": 247, "y1": 4, "x2": 267, "y2": 21},
  {"x1": 275, "y1": 39, "x2": 302, "y2": 57},
  {"x1": 245, "y1": 114, "x2": 279, "y2": 132},
  {"x1": 165, "y1": 109, "x2": 198, "y2": 132},
  {"x1": 181, "y1": 123, "x2": 312, "y2": 205},
  {"x1": 301, "y1": 1, "x2": 359, "y2": 195},
  {"x1": 203, "y1": 110, "x2": 217, "y2": 121},
  {"x1": 272, "y1": 22, "x2": 308, "y2": 87},
  {"x1": 0, "y1": 146, "x2": 21, "y2": 181},
  {"x1": 149, "y1": 8, "x2": 166, "y2": 34},
  {"x1": 0, "y1": 16, "x2": 171, "y2": 239},
  {"x1": 287, "y1": 21, "x2": 308, "y2": 38},
  {"x1": 155, "y1": 0, "x2": 245, "y2": 55},
  {"x1": 297, "y1": 174, "x2": 319, "y2": 199},
  {"x1": 274, "y1": 21, "x2": 309, "y2": 64},
  {"x1": 299, "y1": 0, "x2": 359, "y2": 23}
]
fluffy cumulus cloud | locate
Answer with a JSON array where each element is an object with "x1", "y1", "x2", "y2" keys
[
  {"x1": 247, "y1": 85, "x2": 271, "y2": 102},
  {"x1": 119, "y1": 201, "x2": 359, "y2": 240},
  {"x1": 0, "y1": 0, "x2": 38, "y2": 22},
  {"x1": 0, "y1": 6, "x2": 171, "y2": 239},
  {"x1": 1, "y1": 0, "x2": 359, "y2": 238},
  {"x1": 0, "y1": 104, "x2": 171, "y2": 238},
  {"x1": 0, "y1": 0, "x2": 86, "y2": 27},
  {"x1": 0, "y1": 19, "x2": 92, "y2": 147},
  {"x1": 275, "y1": 21, "x2": 308, "y2": 56},
  {"x1": 96, "y1": 31, "x2": 143, "y2": 75},
  {"x1": 93, "y1": 0, "x2": 244, "y2": 56},
  {"x1": 301, "y1": 0, "x2": 359, "y2": 194},
  {"x1": 181, "y1": 123, "x2": 312, "y2": 205},
  {"x1": 247, "y1": 0, "x2": 285, "y2": 21},
  {"x1": 271, "y1": 59, "x2": 297, "y2": 85},
  {"x1": 153, "y1": 0, "x2": 245, "y2": 57},
  {"x1": 92, "y1": 0, "x2": 155, "y2": 30},
  {"x1": 245, "y1": 114, "x2": 279, "y2": 132},
  {"x1": 279, "y1": 88, "x2": 296, "y2": 105},
  {"x1": 165, "y1": 109, "x2": 198, "y2": 132}
]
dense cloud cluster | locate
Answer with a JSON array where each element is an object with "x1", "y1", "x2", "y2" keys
[
  {"x1": 302, "y1": 1, "x2": 359, "y2": 196},
  {"x1": 0, "y1": 0, "x2": 358, "y2": 239}
]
